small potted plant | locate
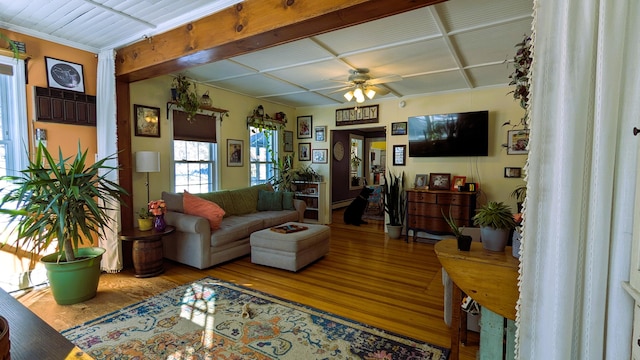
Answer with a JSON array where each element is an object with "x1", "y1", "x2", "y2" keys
[
  {"x1": 0, "y1": 143, "x2": 127, "y2": 304},
  {"x1": 383, "y1": 171, "x2": 405, "y2": 239},
  {"x1": 510, "y1": 184, "x2": 527, "y2": 213},
  {"x1": 171, "y1": 73, "x2": 200, "y2": 122},
  {"x1": 442, "y1": 207, "x2": 472, "y2": 251},
  {"x1": 137, "y1": 207, "x2": 153, "y2": 231},
  {"x1": 472, "y1": 201, "x2": 517, "y2": 252}
]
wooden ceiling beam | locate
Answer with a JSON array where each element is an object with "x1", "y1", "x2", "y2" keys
[{"x1": 115, "y1": 0, "x2": 445, "y2": 82}]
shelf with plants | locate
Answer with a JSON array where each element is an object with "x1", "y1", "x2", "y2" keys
[{"x1": 293, "y1": 181, "x2": 326, "y2": 224}]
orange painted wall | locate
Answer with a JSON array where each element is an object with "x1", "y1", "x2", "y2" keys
[{"x1": 1, "y1": 28, "x2": 97, "y2": 160}]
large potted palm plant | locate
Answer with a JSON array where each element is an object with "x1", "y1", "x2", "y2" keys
[
  {"x1": 0, "y1": 143, "x2": 126, "y2": 304},
  {"x1": 383, "y1": 171, "x2": 405, "y2": 239}
]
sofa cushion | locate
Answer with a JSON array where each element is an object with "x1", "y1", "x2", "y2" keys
[
  {"x1": 282, "y1": 192, "x2": 295, "y2": 210},
  {"x1": 183, "y1": 191, "x2": 225, "y2": 229},
  {"x1": 244, "y1": 210, "x2": 299, "y2": 228},
  {"x1": 257, "y1": 190, "x2": 283, "y2": 211},
  {"x1": 226, "y1": 183, "x2": 272, "y2": 215},
  {"x1": 211, "y1": 215, "x2": 264, "y2": 247},
  {"x1": 197, "y1": 191, "x2": 234, "y2": 217},
  {"x1": 162, "y1": 191, "x2": 184, "y2": 213}
]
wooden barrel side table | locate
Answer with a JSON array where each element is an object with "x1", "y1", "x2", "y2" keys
[{"x1": 119, "y1": 226, "x2": 175, "y2": 278}]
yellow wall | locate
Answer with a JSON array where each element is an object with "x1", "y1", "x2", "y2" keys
[
  {"x1": 129, "y1": 76, "x2": 297, "y2": 215},
  {"x1": 2, "y1": 28, "x2": 98, "y2": 161},
  {"x1": 297, "y1": 87, "x2": 528, "y2": 211}
]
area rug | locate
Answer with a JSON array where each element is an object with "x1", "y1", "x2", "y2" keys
[{"x1": 62, "y1": 277, "x2": 448, "y2": 359}]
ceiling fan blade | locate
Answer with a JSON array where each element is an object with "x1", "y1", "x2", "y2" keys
[
  {"x1": 367, "y1": 74, "x2": 402, "y2": 85},
  {"x1": 328, "y1": 86, "x2": 354, "y2": 95},
  {"x1": 368, "y1": 85, "x2": 390, "y2": 96}
]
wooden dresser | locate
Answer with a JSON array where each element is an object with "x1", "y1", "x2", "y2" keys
[{"x1": 405, "y1": 189, "x2": 477, "y2": 242}]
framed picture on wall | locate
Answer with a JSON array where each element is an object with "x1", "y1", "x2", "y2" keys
[
  {"x1": 391, "y1": 122, "x2": 407, "y2": 135},
  {"x1": 312, "y1": 149, "x2": 328, "y2": 163},
  {"x1": 507, "y1": 129, "x2": 530, "y2": 155},
  {"x1": 315, "y1": 126, "x2": 326, "y2": 142},
  {"x1": 299, "y1": 143, "x2": 311, "y2": 161},
  {"x1": 283, "y1": 130, "x2": 294, "y2": 152},
  {"x1": 45, "y1": 57, "x2": 85, "y2": 93},
  {"x1": 297, "y1": 115, "x2": 312, "y2": 139},
  {"x1": 227, "y1": 139, "x2": 243, "y2": 167},
  {"x1": 393, "y1": 145, "x2": 406, "y2": 166},
  {"x1": 133, "y1": 104, "x2": 161, "y2": 137}
]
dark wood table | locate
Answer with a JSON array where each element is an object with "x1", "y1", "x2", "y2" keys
[
  {"x1": 0, "y1": 288, "x2": 91, "y2": 359},
  {"x1": 119, "y1": 225, "x2": 175, "y2": 278}
]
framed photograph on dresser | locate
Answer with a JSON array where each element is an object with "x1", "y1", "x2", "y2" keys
[{"x1": 429, "y1": 173, "x2": 451, "y2": 190}]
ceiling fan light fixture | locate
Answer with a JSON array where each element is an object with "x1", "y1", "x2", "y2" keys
[
  {"x1": 353, "y1": 87, "x2": 363, "y2": 99},
  {"x1": 344, "y1": 91, "x2": 354, "y2": 101},
  {"x1": 365, "y1": 88, "x2": 376, "y2": 99}
]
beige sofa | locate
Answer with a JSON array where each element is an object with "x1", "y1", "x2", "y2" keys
[{"x1": 161, "y1": 184, "x2": 306, "y2": 269}]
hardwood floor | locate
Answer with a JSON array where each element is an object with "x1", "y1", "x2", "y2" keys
[{"x1": 17, "y1": 209, "x2": 479, "y2": 359}]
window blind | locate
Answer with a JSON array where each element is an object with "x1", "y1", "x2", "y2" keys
[{"x1": 172, "y1": 110, "x2": 217, "y2": 143}]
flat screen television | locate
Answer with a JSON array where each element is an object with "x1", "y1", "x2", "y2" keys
[{"x1": 408, "y1": 110, "x2": 489, "y2": 157}]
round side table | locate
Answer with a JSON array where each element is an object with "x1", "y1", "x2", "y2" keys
[{"x1": 119, "y1": 226, "x2": 175, "y2": 278}]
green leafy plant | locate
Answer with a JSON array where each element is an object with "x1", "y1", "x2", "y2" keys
[
  {"x1": 172, "y1": 73, "x2": 200, "y2": 122},
  {"x1": 504, "y1": 34, "x2": 532, "y2": 129},
  {"x1": 138, "y1": 207, "x2": 152, "y2": 219},
  {"x1": 0, "y1": 32, "x2": 19, "y2": 59},
  {"x1": 441, "y1": 207, "x2": 464, "y2": 237},
  {"x1": 472, "y1": 201, "x2": 517, "y2": 230},
  {"x1": 0, "y1": 142, "x2": 127, "y2": 262},
  {"x1": 510, "y1": 185, "x2": 527, "y2": 204},
  {"x1": 383, "y1": 171, "x2": 405, "y2": 226}
]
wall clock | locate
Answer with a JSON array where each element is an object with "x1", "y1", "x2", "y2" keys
[{"x1": 333, "y1": 141, "x2": 345, "y2": 161}]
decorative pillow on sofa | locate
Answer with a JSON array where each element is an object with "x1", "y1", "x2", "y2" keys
[
  {"x1": 257, "y1": 190, "x2": 283, "y2": 211},
  {"x1": 281, "y1": 191, "x2": 295, "y2": 210},
  {"x1": 183, "y1": 191, "x2": 225, "y2": 230}
]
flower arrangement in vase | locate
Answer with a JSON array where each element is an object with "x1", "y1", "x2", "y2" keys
[{"x1": 149, "y1": 200, "x2": 167, "y2": 231}]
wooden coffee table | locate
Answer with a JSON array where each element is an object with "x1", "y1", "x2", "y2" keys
[{"x1": 119, "y1": 226, "x2": 175, "y2": 278}]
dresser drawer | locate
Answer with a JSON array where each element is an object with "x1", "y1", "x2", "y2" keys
[
  {"x1": 408, "y1": 217, "x2": 450, "y2": 233},
  {"x1": 437, "y1": 193, "x2": 471, "y2": 206},
  {"x1": 408, "y1": 191, "x2": 437, "y2": 203}
]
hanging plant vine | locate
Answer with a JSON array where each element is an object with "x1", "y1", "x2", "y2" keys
[{"x1": 504, "y1": 34, "x2": 532, "y2": 129}]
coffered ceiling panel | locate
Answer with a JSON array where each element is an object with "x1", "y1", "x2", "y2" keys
[{"x1": 0, "y1": 0, "x2": 534, "y2": 108}]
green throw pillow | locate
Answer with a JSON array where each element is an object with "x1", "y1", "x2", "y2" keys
[
  {"x1": 257, "y1": 190, "x2": 283, "y2": 211},
  {"x1": 281, "y1": 192, "x2": 295, "y2": 210}
]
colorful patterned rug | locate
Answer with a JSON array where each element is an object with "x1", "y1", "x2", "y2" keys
[{"x1": 62, "y1": 277, "x2": 448, "y2": 359}]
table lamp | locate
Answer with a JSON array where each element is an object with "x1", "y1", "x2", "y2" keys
[{"x1": 135, "y1": 151, "x2": 160, "y2": 205}]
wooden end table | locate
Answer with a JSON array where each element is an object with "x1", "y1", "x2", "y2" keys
[{"x1": 119, "y1": 226, "x2": 175, "y2": 278}]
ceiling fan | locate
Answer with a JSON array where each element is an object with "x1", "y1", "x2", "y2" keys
[{"x1": 332, "y1": 68, "x2": 402, "y2": 103}]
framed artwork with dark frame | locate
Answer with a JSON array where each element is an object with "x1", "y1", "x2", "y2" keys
[
  {"x1": 507, "y1": 129, "x2": 530, "y2": 155},
  {"x1": 133, "y1": 104, "x2": 161, "y2": 137},
  {"x1": 283, "y1": 130, "x2": 294, "y2": 152},
  {"x1": 298, "y1": 143, "x2": 311, "y2": 161},
  {"x1": 297, "y1": 115, "x2": 312, "y2": 139},
  {"x1": 393, "y1": 145, "x2": 406, "y2": 166},
  {"x1": 504, "y1": 167, "x2": 522, "y2": 178},
  {"x1": 227, "y1": 139, "x2": 244, "y2": 167},
  {"x1": 414, "y1": 174, "x2": 428, "y2": 189},
  {"x1": 45, "y1": 57, "x2": 85, "y2": 93},
  {"x1": 451, "y1": 176, "x2": 467, "y2": 191},
  {"x1": 429, "y1": 173, "x2": 451, "y2": 190},
  {"x1": 391, "y1": 122, "x2": 408, "y2": 135},
  {"x1": 312, "y1": 149, "x2": 328, "y2": 164}
]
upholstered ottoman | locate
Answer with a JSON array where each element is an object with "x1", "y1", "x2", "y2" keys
[{"x1": 250, "y1": 222, "x2": 330, "y2": 271}]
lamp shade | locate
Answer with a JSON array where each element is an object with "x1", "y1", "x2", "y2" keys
[{"x1": 135, "y1": 151, "x2": 160, "y2": 173}]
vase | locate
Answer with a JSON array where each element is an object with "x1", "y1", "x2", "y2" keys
[
  {"x1": 138, "y1": 218, "x2": 153, "y2": 231},
  {"x1": 456, "y1": 235, "x2": 472, "y2": 251},
  {"x1": 154, "y1": 214, "x2": 166, "y2": 232}
]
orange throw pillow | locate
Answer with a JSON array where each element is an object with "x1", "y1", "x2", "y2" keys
[{"x1": 183, "y1": 191, "x2": 225, "y2": 230}]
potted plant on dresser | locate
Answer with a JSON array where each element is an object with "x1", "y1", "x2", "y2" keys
[
  {"x1": 472, "y1": 201, "x2": 517, "y2": 252},
  {"x1": 0, "y1": 143, "x2": 127, "y2": 305},
  {"x1": 383, "y1": 171, "x2": 405, "y2": 239}
]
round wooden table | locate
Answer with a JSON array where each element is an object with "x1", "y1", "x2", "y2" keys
[{"x1": 119, "y1": 226, "x2": 175, "y2": 278}]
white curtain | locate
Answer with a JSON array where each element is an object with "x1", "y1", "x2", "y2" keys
[
  {"x1": 96, "y1": 49, "x2": 122, "y2": 273},
  {"x1": 518, "y1": 0, "x2": 640, "y2": 358}
]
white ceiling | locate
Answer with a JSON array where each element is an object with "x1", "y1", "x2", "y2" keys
[{"x1": 0, "y1": 0, "x2": 533, "y2": 108}]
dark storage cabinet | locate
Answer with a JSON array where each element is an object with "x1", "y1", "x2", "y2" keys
[{"x1": 35, "y1": 86, "x2": 96, "y2": 126}]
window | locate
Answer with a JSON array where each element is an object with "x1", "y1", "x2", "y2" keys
[
  {"x1": 0, "y1": 56, "x2": 28, "y2": 178},
  {"x1": 250, "y1": 126, "x2": 278, "y2": 186},
  {"x1": 173, "y1": 140, "x2": 217, "y2": 193}
]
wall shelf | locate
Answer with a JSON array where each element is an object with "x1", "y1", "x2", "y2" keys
[{"x1": 166, "y1": 101, "x2": 229, "y2": 120}]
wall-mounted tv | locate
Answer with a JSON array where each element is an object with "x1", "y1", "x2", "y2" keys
[{"x1": 408, "y1": 110, "x2": 489, "y2": 157}]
